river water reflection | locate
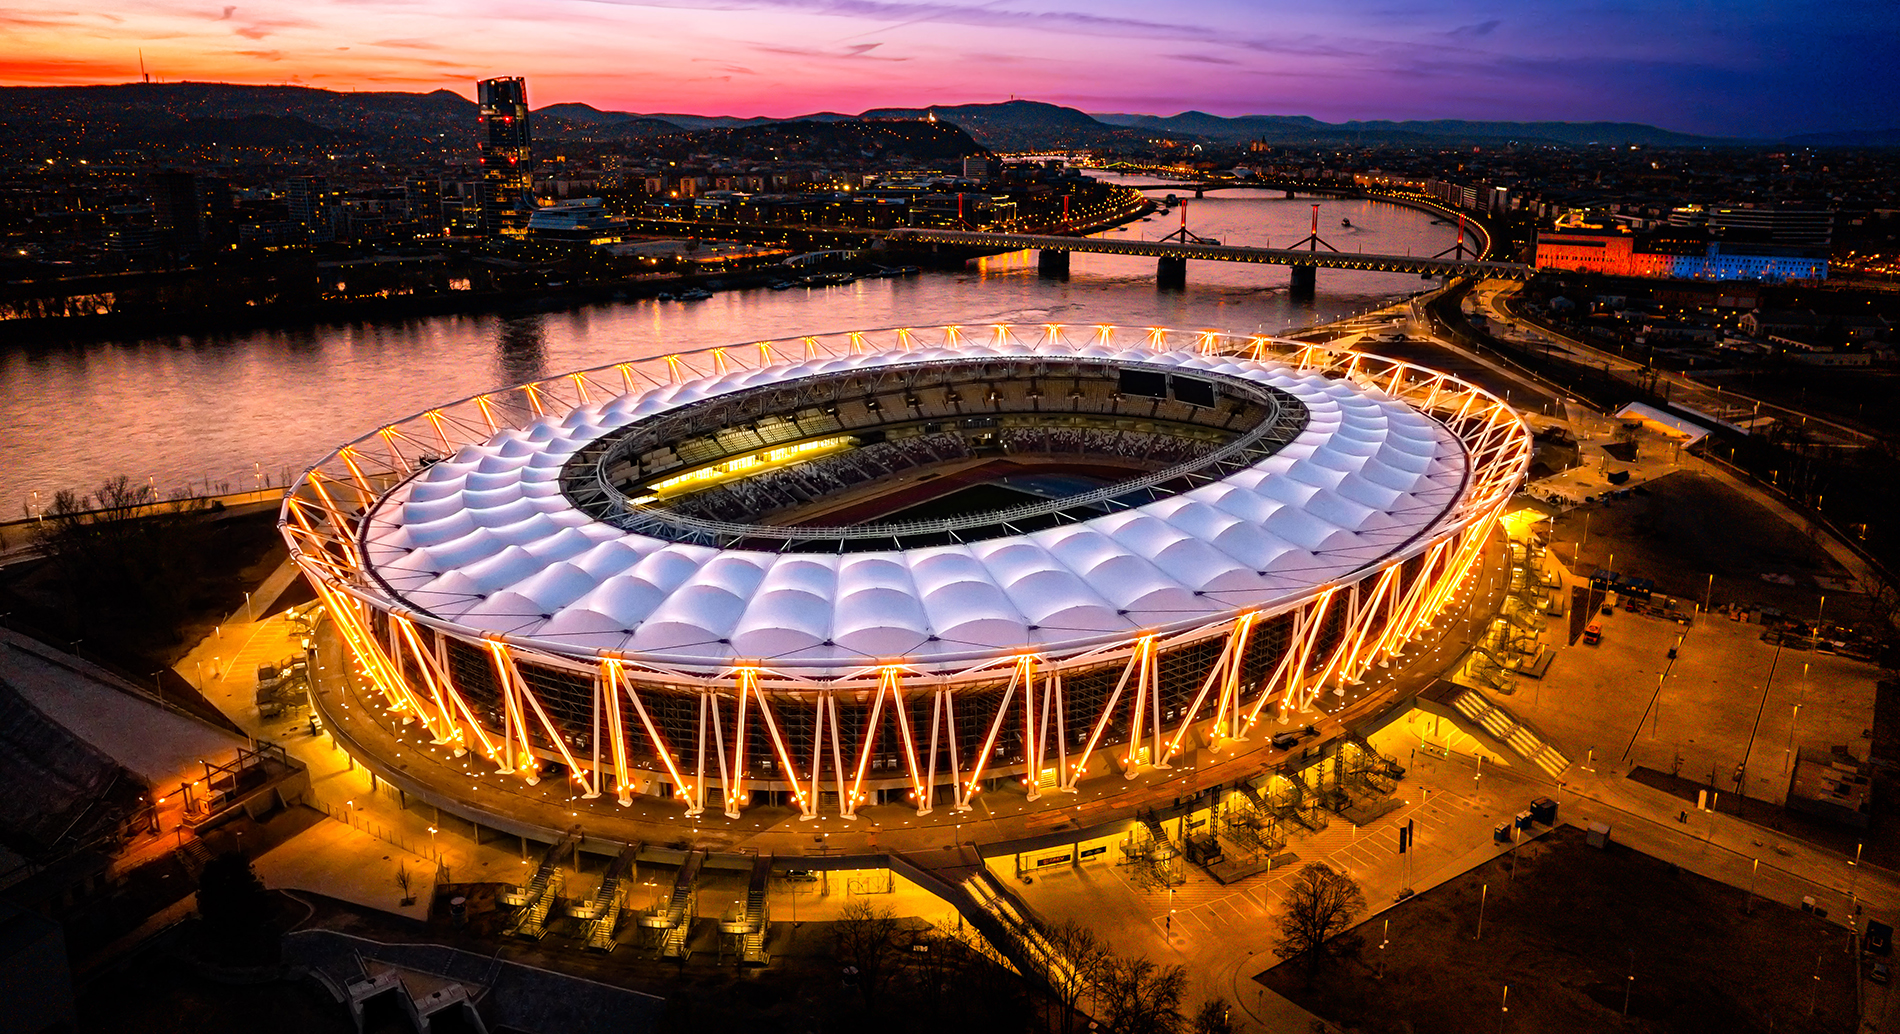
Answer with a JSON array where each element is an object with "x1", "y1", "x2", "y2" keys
[{"x1": 0, "y1": 179, "x2": 1460, "y2": 509}]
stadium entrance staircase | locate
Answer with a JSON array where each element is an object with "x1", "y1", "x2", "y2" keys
[
  {"x1": 1119, "y1": 807, "x2": 1185, "y2": 889},
  {"x1": 640, "y1": 849, "x2": 704, "y2": 961},
  {"x1": 1430, "y1": 684, "x2": 1571, "y2": 777},
  {"x1": 889, "y1": 848, "x2": 1066, "y2": 987},
  {"x1": 501, "y1": 826, "x2": 580, "y2": 940},
  {"x1": 718, "y1": 854, "x2": 772, "y2": 965},
  {"x1": 573, "y1": 842, "x2": 640, "y2": 952}
]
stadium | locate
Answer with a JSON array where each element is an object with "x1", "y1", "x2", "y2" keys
[{"x1": 281, "y1": 325, "x2": 1530, "y2": 831}]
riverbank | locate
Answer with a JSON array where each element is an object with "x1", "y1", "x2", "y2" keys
[
  {"x1": 0, "y1": 260, "x2": 893, "y2": 348},
  {"x1": 0, "y1": 190, "x2": 1155, "y2": 348}
]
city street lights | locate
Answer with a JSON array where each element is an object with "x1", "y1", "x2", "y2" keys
[
  {"x1": 1786, "y1": 697, "x2": 1805, "y2": 775},
  {"x1": 1851, "y1": 842, "x2": 1864, "y2": 902}
]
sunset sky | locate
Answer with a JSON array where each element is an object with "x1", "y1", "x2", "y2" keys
[{"x1": 5, "y1": 0, "x2": 1895, "y2": 137}]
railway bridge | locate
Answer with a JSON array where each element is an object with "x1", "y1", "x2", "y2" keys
[{"x1": 881, "y1": 227, "x2": 1533, "y2": 294}]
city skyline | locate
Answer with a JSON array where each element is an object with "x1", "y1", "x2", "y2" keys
[{"x1": 5, "y1": 0, "x2": 1897, "y2": 139}]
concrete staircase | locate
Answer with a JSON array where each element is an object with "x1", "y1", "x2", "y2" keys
[
  {"x1": 889, "y1": 848, "x2": 1058, "y2": 984},
  {"x1": 1445, "y1": 686, "x2": 1571, "y2": 777}
]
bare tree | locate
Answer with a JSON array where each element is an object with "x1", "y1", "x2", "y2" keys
[
  {"x1": 906, "y1": 928, "x2": 955, "y2": 1009},
  {"x1": 833, "y1": 899, "x2": 901, "y2": 1005},
  {"x1": 1042, "y1": 918, "x2": 1111, "y2": 1034},
  {"x1": 1095, "y1": 954, "x2": 1187, "y2": 1034},
  {"x1": 33, "y1": 475, "x2": 212, "y2": 642},
  {"x1": 395, "y1": 862, "x2": 415, "y2": 906},
  {"x1": 1191, "y1": 998, "x2": 1235, "y2": 1034},
  {"x1": 1272, "y1": 863, "x2": 1366, "y2": 988}
]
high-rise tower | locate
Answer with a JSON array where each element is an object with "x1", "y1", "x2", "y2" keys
[{"x1": 477, "y1": 76, "x2": 533, "y2": 236}]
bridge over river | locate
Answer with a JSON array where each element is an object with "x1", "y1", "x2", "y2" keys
[{"x1": 882, "y1": 227, "x2": 1534, "y2": 294}]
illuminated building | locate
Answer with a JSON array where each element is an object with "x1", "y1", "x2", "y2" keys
[
  {"x1": 1536, "y1": 212, "x2": 1828, "y2": 282},
  {"x1": 287, "y1": 175, "x2": 331, "y2": 244},
  {"x1": 281, "y1": 326, "x2": 1529, "y2": 828},
  {"x1": 477, "y1": 76, "x2": 534, "y2": 236}
]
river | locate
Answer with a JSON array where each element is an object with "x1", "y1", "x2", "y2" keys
[{"x1": 0, "y1": 178, "x2": 1461, "y2": 511}]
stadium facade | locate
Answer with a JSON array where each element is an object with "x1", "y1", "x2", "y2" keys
[{"x1": 282, "y1": 326, "x2": 1530, "y2": 825}]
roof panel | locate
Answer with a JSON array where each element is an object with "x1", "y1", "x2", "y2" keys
[{"x1": 352, "y1": 342, "x2": 1490, "y2": 674}]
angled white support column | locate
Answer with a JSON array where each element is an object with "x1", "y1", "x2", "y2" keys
[
  {"x1": 957, "y1": 658, "x2": 1023, "y2": 811},
  {"x1": 805, "y1": 692, "x2": 828, "y2": 821},
  {"x1": 600, "y1": 661, "x2": 632, "y2": 807},
  {"x1": 725, "y1": 669, "x2": 754, "y2": 818},
  {"x1": 693, "y1": 692, "x2": 710, "y2": 816},
  {"x1": 1068, "y1": 640, "x2": 1146, "y2": 792}
]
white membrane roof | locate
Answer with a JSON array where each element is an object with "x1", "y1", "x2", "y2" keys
[{"x1": 360, "y1": 344, "x2": 1471, "y2": 674}]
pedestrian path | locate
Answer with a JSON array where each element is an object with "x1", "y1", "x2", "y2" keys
[{"x1": 1136, "y1": 792, "x2": 1470, "y2": 953}]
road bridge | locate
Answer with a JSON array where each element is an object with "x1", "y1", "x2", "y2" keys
[
  {"x1": 1092, "y1": 166, "x2": 1362, "y2": 199},
  {"x1": 882, "y1": 227, "x2": 1533, "y2": 293},
  {"x1": 1151, "y1": 179, "x2": 1360, "y2": 200}
]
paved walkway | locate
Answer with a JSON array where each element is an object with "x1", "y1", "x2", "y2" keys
[
  {"x1": 1014, "y1": 727, "x2": 1898, "y2": 1032},
  {"x1": 172, "y1": 570, "x2": 535, "y2": 913}
]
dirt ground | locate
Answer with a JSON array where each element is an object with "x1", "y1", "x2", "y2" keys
[
  {"x1": 1257, "y1": 824, "x2": 1859, "y2": 1034},
  {"x1": 1545, "y1": 468, "x2": 1876, "y2": 628},
  {"x1": 1696, "y1": 366, "x2": 1900, "y2": 437}
]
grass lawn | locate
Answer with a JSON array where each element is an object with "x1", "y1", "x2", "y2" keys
[{"x1": 1258, "y1": 824, "x2": 1858, "y2": 1034}]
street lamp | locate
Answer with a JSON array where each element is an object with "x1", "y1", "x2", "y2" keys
[{"x1": 1850, "y1": 842, "x2": 1863, "y2": 902}]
